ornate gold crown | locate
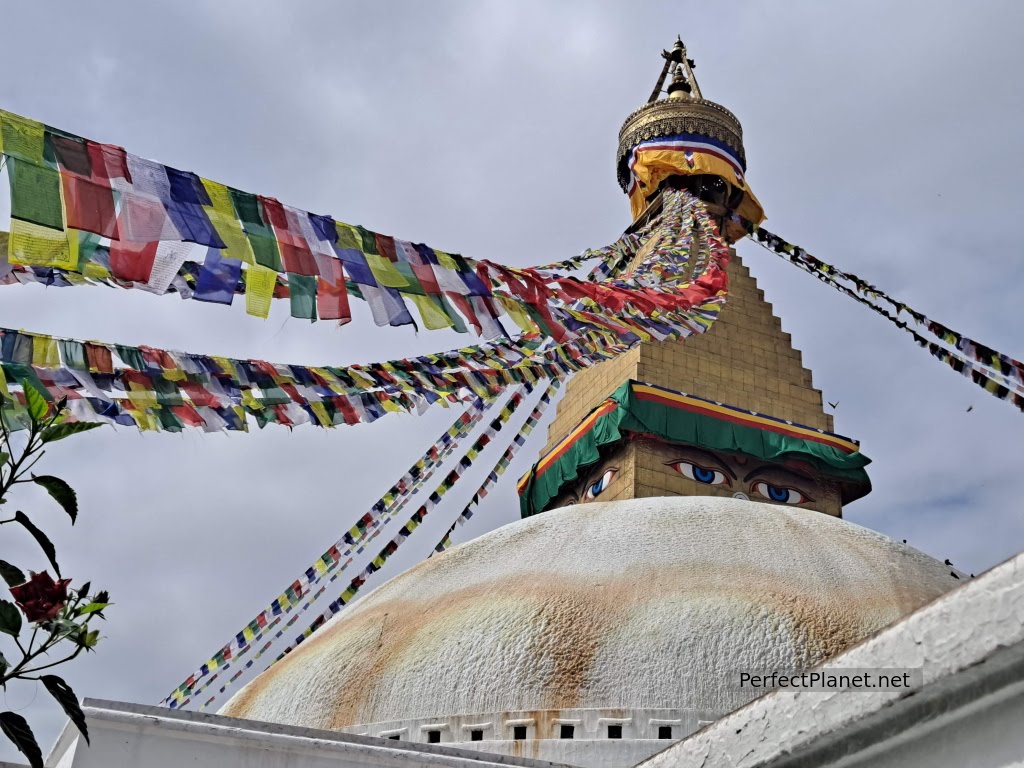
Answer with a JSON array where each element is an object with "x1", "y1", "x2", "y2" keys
[{"x1": 615, "y1": 38, "x2": 747, "y2": 193}]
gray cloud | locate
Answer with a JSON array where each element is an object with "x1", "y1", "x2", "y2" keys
[{"x1": 1, "y1": 0, "x2": 1023, "y2": 759}]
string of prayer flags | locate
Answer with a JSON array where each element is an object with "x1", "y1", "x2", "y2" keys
[
  {"x1": 751, "y1": 228, "x2": 1024, "y2": 411},
  {"x1": 270, "y1": 388, "x2": 533, "y2": 663},
  {"x1": 162, "y1": 398, "x2": 491, "y2": 708},
  {"x1": 0, "y1": 190, "x2": 732, "y2": 435},
  {"x1": 432, "y1": 379, "x2": 560, "y2": 556},
  {"x1": 0, "y1": 325, "x2": 539, "y2": 433},
  {"x1": 182, "y1": 387, "x2": 532, "y2": 710},
  {"x1": 2, "y1": 109, "x2": 731, "y2": 358}
]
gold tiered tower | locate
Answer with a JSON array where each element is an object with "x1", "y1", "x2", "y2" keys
[{"x1": 538, "y1": 39, "x2": 848, "y2": 516}]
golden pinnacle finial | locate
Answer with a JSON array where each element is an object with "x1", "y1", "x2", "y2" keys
[
  {"x1": 646, "y1": 36, "x2": 703, "y2": 103},
  {"x1": 617, "y1": 37, "x2": 764, "y2": 236}
]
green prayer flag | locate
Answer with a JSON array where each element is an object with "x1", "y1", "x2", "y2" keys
[
  {"x1": 248, "y1": 232, "x2": 283, "y2": 272},
  {"x1": 8, "y1": 158, "x2": 64, "y2": 230},
  {"x1": 288, "y1": 273, "x2": 317, "y2": 321},
  {"x1": 229, "y1": 188, "x2": 282, "y2": 271},
  {"x1": 157, "y1": 406, "x2": 184, "y2": 432},
  {"x1": 115, "y1": 345, "x2": 146, "y2": 370},
  {"x1": 58, "y1": 339, "x2": 88, "y2": 370},
  {"x1": 354, "y1": 225, "x2": 378, "y2": 255}
]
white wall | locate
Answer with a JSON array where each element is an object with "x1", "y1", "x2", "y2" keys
[{"x1": 46, "y1": 701, "x2": 572, "y2": 768}]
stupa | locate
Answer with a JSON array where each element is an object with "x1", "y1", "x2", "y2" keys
[{"x1": 218, "y1": 39, "x2": 960, "y2": 768}]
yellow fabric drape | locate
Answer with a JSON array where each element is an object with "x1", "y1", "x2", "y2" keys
[{"x1": 628, "y1": 147, "x2": 765, "y2": 226}]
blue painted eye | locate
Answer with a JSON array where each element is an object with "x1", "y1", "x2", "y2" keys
[
  {"x1": 753, "y1": 482, "x2": 806, "y2": 505},
  {"x1": 583, "y1": 468, "x2": 618, "y2": 500},
  {"x1": 668, "y1": 461, "x2": 729, "y2": 486},
  {"x1": 693, "y1": 466, "x2": 716, "y2": 483}
]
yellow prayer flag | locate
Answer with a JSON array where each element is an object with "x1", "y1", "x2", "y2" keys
[
  {"x1": 200, "y1": 179, "x2": 235, "y2": 216},
  {"x1": 347, "y1": 369, "x2": 377, "y2": 390},
  {"x1": 245, "y1": 264, "x2": 277, "y2": 319},
  {"x1": 30, "y1": 335, "x2": 60, "y2": 368},
  {"x1": 409, "y1": 294, "x2": 455, "y2": 330},
  {"x1": 310, "y1": 401, "x2": 332, "y2": 427},
  {"x1": 241, "y1": 390, "x2": 263, "y2": 412},
  {"x1": 364, "y1": 252, "x2": 409, "y2": 289},
  {"x1": 497, "y1": 296, "x2": 536, "y2": 335},
  {"x1": 0, "y1": 111, "x2": 45, "y2": 163},
  {"x1": 126, "y1": 388, "x2": 159, "y2": 410},
  {"x1": 83, "y1": 262, "x2": 112, "y2": 280},
  {"x1": 8, "y1": 219, "x2": 76, "y2": 271},
  {"x1": 379, "y1": 396, "x2": 402, "y2": 414},
  {"x1": 433, "y1": 249, "x2": 459, "y2": 272},
  {"x1": 211, "y1": 211, "x2": 255, "y2": 265}
]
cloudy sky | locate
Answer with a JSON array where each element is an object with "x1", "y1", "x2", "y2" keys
[{"x1": 1, "y1": 0, "x2": 1023, "y2": 760}]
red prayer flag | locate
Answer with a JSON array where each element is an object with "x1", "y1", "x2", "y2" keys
[
  {"x1": 109, "y1": 239, "x2": 157, "y2": 282},
  {"x1": 172, "y1": 404, "x2": 206, "y2": 427},
  {"x1": 316, "y1": 260, "x2": 351, "y2": 323},
  {"x1": 85, "y1": 343, "x2": 114, "y2": 374},
  {"x1": 61, "y1": 174, "x2": 119, "y2": 239}
]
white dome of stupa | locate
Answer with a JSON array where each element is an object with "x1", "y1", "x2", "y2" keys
[{"x1": 221, "y1": 497, "x2": 958, "y2": 766}]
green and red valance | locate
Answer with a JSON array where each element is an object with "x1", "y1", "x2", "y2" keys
[{"x1": 517, "y1": 380, "x2": 871, "y2": 516}]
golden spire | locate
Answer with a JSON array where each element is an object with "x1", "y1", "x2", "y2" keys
[{"x1": 617, "y1": 37, "x2": 765, "y2": 237}]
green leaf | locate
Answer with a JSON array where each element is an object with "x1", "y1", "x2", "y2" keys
[
  {"x1": 78, "y1": 628, "x2": 99, "y2": 650},
  {"x1": 77, "y1": 602, "x2": 109, "y2": 616},
  {"x1": 31, "y1": 475, "x2": 78, "y2": 524},
  {"x1": 0, "y1": 452, "x2": 8, "y2": 466},
  {"x1": 14, "y1": 512, "x2": 60, "y2": 576},
  {"x1": 0, "y1": 651, "x2": 8, "y2": 677},
  {"x1": 0, "y1": 600, "x2": 21, "y2": 637},
  {"x1": 0, "y1": 561, "x2": 25, "y2": 588},
  {"x1": 0, "y1": 711, "x2": 43, "y2": 768},
  {"x1": 41, "y1": 676, "x2": 89, "y2": 744},
  {"x1": 20, "y1": 382, "x2": 48, "y2": 423},
  {"x1": 40, "y1": 422, "x2": 102, "y2": 444}
]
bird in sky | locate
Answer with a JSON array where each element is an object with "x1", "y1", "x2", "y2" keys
[
  {"x1": 966, "y1": 405, "x2": 974, "y2": 412},
  {"x1": 827, "y1": 400, "x2": 839, "y2": 409},
  {"x1": 944, "y1": 558, "x2": 953, "y2": 566}
]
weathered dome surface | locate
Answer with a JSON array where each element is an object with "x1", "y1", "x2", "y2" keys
[{"x1": 221, "y1": 497, "x2": 958, "y2": 730}]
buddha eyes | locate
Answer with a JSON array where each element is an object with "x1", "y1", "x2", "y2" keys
[
  {"x1": 583, "y1": 468, "x2": 618, "y2": 500},
  {"x1": 753, "y1": 482, "x2": 806, "y2": 505},
  {"x1": 667, "y1": 461, "x2": 729, "y2": 486},
  {"x1": 666, "y1": 459, "x2": 812, "y2": 506}
]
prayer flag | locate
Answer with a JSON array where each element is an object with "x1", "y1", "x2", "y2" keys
[
  {"x1": 7, "y1": 158, "x2": 64, "y2": 230},
  {"x1": 194, "y1": 249, "x2": 242, "y2": 305},
  {"x1": 288, "y1": 273, "x2": 317, "y2": 321}
]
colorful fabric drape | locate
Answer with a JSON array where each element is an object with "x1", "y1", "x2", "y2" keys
[
  {"x1": 626, "y1": 133, "x2": 765, "y2": 225},
  {"x1": 432, "y1": 380, "x2": 560, "y2": 556},
  {"x1": 517, "y1": 380, "x2": 871, "y2": 517},
  {"x1": 752, "y1": 228, "x2": 1024, "y2": 412},
  {"x1": 160, "y1": 398, "x2": 489, "y2": 708}
]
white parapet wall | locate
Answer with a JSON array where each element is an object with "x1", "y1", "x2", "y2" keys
[
  {"x1": 634, "y1": 550, "x2": 1024, "y2": 768},
  {"x1": 44, "y1": 701, "x2": 576, "y2": 768}
]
